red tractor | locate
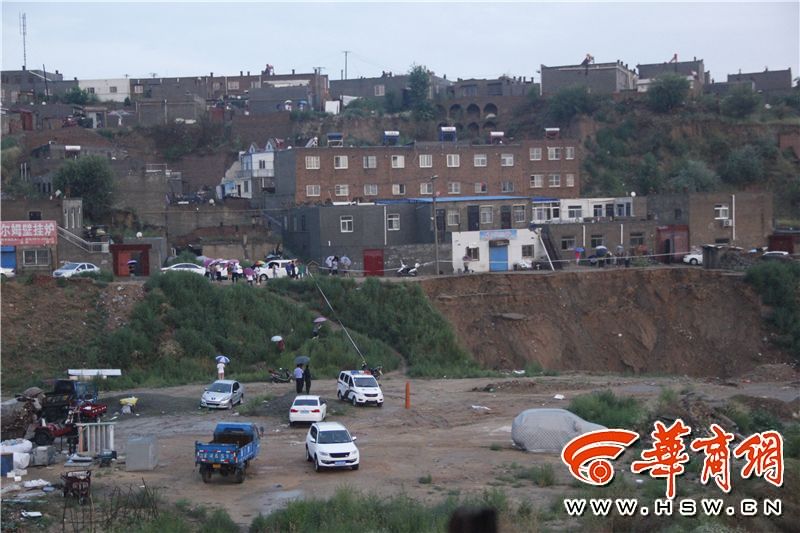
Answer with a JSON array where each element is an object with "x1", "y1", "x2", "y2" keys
[{"x1": 32, "y1": 403, "x2": 107, "y2": 446}]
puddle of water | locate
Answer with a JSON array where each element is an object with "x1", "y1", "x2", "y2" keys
[{"x1": 258, "y1": 488, "x2": 304, "y2": 514}]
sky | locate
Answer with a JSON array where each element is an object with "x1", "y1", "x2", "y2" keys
[{"x1": 2, "y1": 1, "x2": 798, "y2": 84}]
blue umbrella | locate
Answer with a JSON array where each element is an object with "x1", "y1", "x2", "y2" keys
[
  {"x1": 575, "y1": 247, "x2": 585, "y2": 253},
  {"x1": 215, "y1": 355, "x2": 230, "y2": 364}
]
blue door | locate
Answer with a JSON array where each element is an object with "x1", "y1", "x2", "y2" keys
[
  {"x1": 1, "y1": 246, "x2": 16, "y2": 269},
  {"x1": 489, "y1": 246, "x2": 508, "y2": 271}
]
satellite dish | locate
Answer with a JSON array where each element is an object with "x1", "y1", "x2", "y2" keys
[
  {"x1": 136, "y1": 231, "x2": 143, "y2": 238},
  {"x1": 209, "y1": 199, "x2": 215, "y2": 205}
]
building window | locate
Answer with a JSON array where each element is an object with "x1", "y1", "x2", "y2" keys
[
  {"x1": 566, "y1": 174, "x2": 575, "y2": 187},
  {"x1": 251, "y1": 81, "x2": 261, "y2": 89},
  {"x1": 23, "y1": 249, "x2": 50, "y2": 266},
  {"x1": 364, "y1": 184, "x2": 378, "y2": 196},
  {"x1": 500, "y1": 153, "x2": 514, "y2": 167},
  {"x1": 561, "y1": 236, "x2": 576, "y2": 250},
  {"x1": 392, "y1": 183, "x2": 406, "y2": 195},
  {"x1": 363, "y1": 156, "x2": 377, "y2": 169},
  {"x1": 548, "y1": 147, "x2": 562, "y2": 160},
  {"x1": 420, "y1": 182, "x2": 433, "y2": 195},
  {"x1": 448, "y1": 181, "x2": 461, "y2": 194},
  {"x1": 134, "y1": 85, "x2": 144, "y2": 94},
  {"x1": 714, "y1": 204, "x2": 729, "y2": 219},
  {"x1": 212, "y1": 82, "x2": 221, "y2": 91},
  {"x1": 674, "y1": 208, "x2": 683, "y2": 220},
  {"x1": 529, "y1": 147, "x2": 542, "y2": 160},
  {"x1": 474, "y1": 182, "x2": 488, "y2": 193},
  {"x1": 387, "y1": 213, "x2": 400, "y2": 231},
  {"x1": 109, "y1": 86, "x2": 118, "y2": 93},
  {"x1": 522, "y1": 245, "x2": 535, "y2": 257},
  {"x1": 334, "y1": 155, "x2": 348, "y2": 169},
  {"x1": 227, "y1": 80, "x2": 240, "y2": 90},
  {"x1": 340, "y1": 216, "x2": 353, "y2": 233},
  {"x1": 306, "y1": 184, "x2": 321, "y2": 196},
  {"x1": 567, "y1": 205, "x2": 582, "y2": 219},
  {"x1": 305, "y1": 156, "x2": 320, "y2": 170},
  {"x1": 419, "y1": 154, "x2": 433, "y2": 168},
  {"x1": 548, "y1": 174, "x2": 561, "y2": 187},
  {"x1": 474, "y1": 154, "x2": 487, "y2": 167},
  {"x1": 501, "y1": 181, "x2": 514, "y2": 193},
  {"x1": 480, "y1": 206, "x2": 493, "y2": 224},
  {"x1": 466, "y1": 246, "x2": 480, "y2": 260},
  {"x1": 446, "y1": 154, "x2": 460, "y2": 167},
  {"x1": 374, "y1": 84, "x2": 385, "y2": 96},
  {"x1": 630, "y1": 232, "x2": 645, "y2": 247},
  {"x1": 594, "y1": 205, "x2": 604, "y2": 218},
  {"x1": 87, "y1": 87, "x2": 95, "y2": 94},
  {"x1": 460, "y1": 85, "x2": 478, "y2": 97},
  {"x1": 244, "y1": 180, "x2": 250, "y2": 193},
  {"x1": 258, "y1": 160, "x2": 267, "y2": 169},
  {"x1": 28, "y1": 210, "x2": 42, "y2": 220},
  {"x1": 391, "y1": 155, "x2": 405, "y2": 168},
  {"x1": 530, "y1": 174, "x2": 543, "y2": 188},
  {"x1": 447, "y1": 209, "x2": 460, "y2": 226},
  {"x1": 513, "y1": 205, "x2": 526, "y2": 223},
  {"x1": 565, "y1": 146, "x2": 575, "y2": 160},
  {"x1": 335, "y1": 184, "x2": 349, "y2": 196},
  {"x1": 591, "y1": 235, "x2": 605, "y2": 248}
]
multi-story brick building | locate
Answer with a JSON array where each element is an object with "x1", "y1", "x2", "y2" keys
[
  {"x1": 540, "y1": 60, "x2": 637, "y2": 95},
  {"x1": 636, "y1": 58, "x2": 708, "y2": 95}
]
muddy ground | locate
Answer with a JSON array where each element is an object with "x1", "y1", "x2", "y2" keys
[{"x1": 4, "y1": 367, "x2": 798, "y2": 530}]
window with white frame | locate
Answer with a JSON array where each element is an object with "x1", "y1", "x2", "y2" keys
[
  {"x1": 387, "y1": 213, "x2": 400, "y2": 230},
  {"x1": 466, "y1": 246, "x2": 480, "y2": 260},
  {"x1": 447, "y1": 209, "x2": 460, "y2": 226},
  {"x1": 594, "y1": 205, "x2": 604, "y2": 218},
  {"x1": 630, "y1": 232, "x2": 645, "y2": 247},
  {"x1": 419, "y1": 154, "x2": 433, "y2": 168},
  {"x1": 548, "y1": 174, "x2": 561, "y2": 187},
  {"x1": 335, "y1": 184, "x2": 349, "y2": 196},
  {"x1": 447, "y1": 181, "x2": 461, "y2": 194},
  {"x1": 522, "y1": 245, "x2": 535, "y2": 257},
  {"x1": 548, "y1": 147, "x2": 562, "y2": 160},
  {"x1": 392, "y1": 183, "x2": 406, "y2": 195},
  {"x1": 364, "y1": 184, "x2": 378, "y2": 196},
  {"x1": 474, "y1": 154, "x2": 487, "y2": 167},
  {"x1": 334, "y1": 155, "x2": 348, "y2": 169},
  {"x1": 306, "y1": 184, "x2": 321, "y2": 197},
  {"x1": 420, "y1": 182, "x2": 433, "y2": 195},
  {"x1": 567, "y1": 205, "x2": 582, "y2": 218},
  {"x1": 391, "y1": 155, "x2": 405, "y2": 168},
  {"x1": 227, "y1": 80, "x2": 240, "y2": 90},
  {"x1": 529, "y1": 147, "x2": 542, "y2": 160},
  {"x1": 500, "y1": 153, "x2": 514, "y2": 167},
  {"x1": 501, "y1": 181, "x2": 514, "y2": 193},
  {"x1": 714, "y1": 204, "x2": 730, "y2": 219},
  {"x1": 566, "y1": 173, "x2": 575, "y2": 187},
  {"x1": 374, "y1": 84, "x2": 385, "y2": 96},
  {"x1": 480, "y1": 206, "x2": 493, "y2": 224},
  {"x1": 305, "y1": 156, "x2": 320, "y2": 170},
  {"x1": 87, "y1": 87, "x2": 95, "y2": 94},
  {"x1": 134, "y1": 85, "x2": 144, "y2": 94},
  {"x1": 340, "y1": 216, "x2": 354, "y2": 233},
  {"x1": 446, "y1": 154, "x2": 460, "y2": 167},
  {"x1": 565, "y1": 146, "x2": 576, "y2": 160},
  {"x1": 109, "y1": 86, "x2": 118, "y2": 93},
  {"x1": 561, "y1": 236, "x2": 576, "y2": 250},
  {"x1": 23, "y1": 249, "x2": 50, "y2": 266},
  {"x1": 244, "y1": 180, "x2": 250, "y2": 193},
  {"x1": 513, "y1": 205, "x2": 526, "y2": 223},
  {"x1": 258, "y1": 160, "x2": 267, "y2": 169},
  {"x1": 530, "y1": 174, "x2": 543, "y2": 188},
  {"x1": 590, "y1": 235, "x2": 605, "y2": 248},
  {"x1": 363, "y1": 156, "x2": 377, "y2": 169}
]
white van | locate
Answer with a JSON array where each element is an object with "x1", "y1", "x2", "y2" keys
[
  {"x1": 337, "y1": 370, "x2": 384, "y2": 407},
  {"x1": 255, "y1": 259, "x2": 294, "y2": 281}
]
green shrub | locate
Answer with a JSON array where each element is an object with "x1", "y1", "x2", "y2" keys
[
  {"x1": 418, "y1": 474, "x2": 433, "y2": 484},
  {"x1": 646, "y1": 74, "x2": 691, "y2": 113},
  {"x1": 568, "y1": 390, "x2": 644, "y2": 428},
  {"x1": 745, "y1": 261, "x2": 800, "y2": 362},
  {"x1": 76, "y1": 270, "x2": 114, "y2": 282},
  {"x1": 514, "y1": 464, "x2": 555, "y2": 487}
]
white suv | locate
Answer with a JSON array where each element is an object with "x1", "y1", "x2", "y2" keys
[
  {"x1": 255, "y1": 259, "x2": 294, "y2": 282},
  {"x1": 305, "y1": 422, "x2": 359, "y2": 471},
  {"x1": 337, "y1": 370, "x2": 384, "y2": 407}
]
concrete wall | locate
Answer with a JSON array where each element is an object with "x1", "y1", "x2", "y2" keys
[
  {"x1": 78, "y1": 79, "x2": 130, "y2": 103},
  {"x1": 114, "y1": 170, "x2": 172, "y2": 227},
  {"x1": 164, "y1": 204, "x2": 259, "y2": 238},
  {"x1": 195, "y1": 241, "x2": 272, "y2": 263},
  {"x1": 541, "y1": 63, "x2": 636, "y2": 94}
]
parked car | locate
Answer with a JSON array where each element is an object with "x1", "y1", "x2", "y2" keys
[
  {"x1": 161, "y1": 263, "x2": 206, "y2": 275},
  {"x1": 337, "y1": 370, "x2": 384, "y2": 407},
  {"x1": 52, "y1": 262, "x2": 101, "y2": 278},
  {"x1": 0, "y1": 266, "x2": 15, "y2": 279},
  {"x1": 683, "y1": 252, "x2": 703, "y2": 266},
  {"x1": 255, "y1": 259, "x2": 294, "y2": 282},
  {"x1": 200, "y1": 380, "x2": 244, "y2": 409},
  {"x1": 289, "y1": 395, "x2": 327, "y2": 426},
  {"x1": 305, "y1": 421, "x2": 359, "y2": 472},
  {"x1": 195, "y1": 422, "x2": 262, "y2": 483},
  {"x1": 761, "y1": 251, "x2": 790, "y2": 262}
]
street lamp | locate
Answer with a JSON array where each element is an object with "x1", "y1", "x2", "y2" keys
[{"x1": 429, "y1": 175, "x2": 439, "y2": 276}]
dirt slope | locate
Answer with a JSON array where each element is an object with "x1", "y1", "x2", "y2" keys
[{"x1": 421, "y1": 268, "x2": 788, "y2": 378}]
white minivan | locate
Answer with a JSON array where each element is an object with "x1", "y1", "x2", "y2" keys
[{"x1": 337, "y1": 370, "x2": 384, "y2": 407}]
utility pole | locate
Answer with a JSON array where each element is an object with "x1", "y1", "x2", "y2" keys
[
  {"x1": 19, "y1": 13, "x2": 27, "y2": 69},
  {"x1": 430, "y1": 175, "x2": 439, "y2": 275},
  {"x1": 342, "y1": 50, "x2": 350, "y2": 80}
]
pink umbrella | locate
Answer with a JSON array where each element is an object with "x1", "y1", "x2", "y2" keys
[
  {"x1": 244, "y1": 267, "x2": 254, "y2": 276},
  {"x1": 313, "y1": 317, "x2": 328, "y2": 324}
]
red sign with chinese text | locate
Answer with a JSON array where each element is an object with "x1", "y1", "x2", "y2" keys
[{"x1": 0, "y1": 220, "x2": 58, "y2": 246}]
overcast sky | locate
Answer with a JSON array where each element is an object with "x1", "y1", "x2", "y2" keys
[{"x1": 2, "y1": 1, "x2": 798, "y2": 84}]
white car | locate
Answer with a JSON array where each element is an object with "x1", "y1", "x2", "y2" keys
[
  {"x1": 255, "y1": 259, "x2": 294, "y2": 282},
  {"x1": 161, "y1": 262, "x2": 207, "y2": 275},
  {"x1": 0, "y1": 266, "x2": 15, "y2": 279},
  {"x1": 682, "y1": 252, "x2": 703, "y2": 266},
  {"x1": 53, "y1": 262, "x2": 100, "y2": 278},
  {"x1": 305, "y1": 422, "x2": 359, "y2": 472},
  {"x1": 289, "y1": 395, "x2": 327, "y2": 426},
  {"x1": 337, "y1": 370, "x2": 384, "y2": 407},
  {"x1": 200, "y1": 380, "x2": 244, "y2": 409},
  {"x1": 761, "y1": 251, "x2": 790, "y2": 261}
]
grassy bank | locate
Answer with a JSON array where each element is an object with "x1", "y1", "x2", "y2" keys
[{"x1": 745, "y1": 261, "x2": 800, "y2": 363}]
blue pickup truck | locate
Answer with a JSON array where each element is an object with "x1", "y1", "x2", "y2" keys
[{"x1": 195, "y1": 422, "x2": 262, "y2": 483}]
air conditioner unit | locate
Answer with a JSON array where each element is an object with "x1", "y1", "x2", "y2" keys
[{"x1": 722, "y1": 219, "x2": 733, "y2": 227}]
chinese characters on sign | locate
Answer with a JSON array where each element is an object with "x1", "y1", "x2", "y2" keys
[
  {"x1": 562, "y1": 420, "x2": 784, "y2": 499},
  {"x1": 0, "y1": 220, "x2": 58, "y2": 246}
]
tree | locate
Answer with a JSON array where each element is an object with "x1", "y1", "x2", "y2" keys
[
  {"x1": 53, "y1": 156, "x2": 115, "y2": 221},
  {"x1": 666, "y1": 159, "x2": 720, "y2": 192},
  {"x1": 546, "y1": 85, "x2": 602, "y2": 124},
  {"x1": 646, "y1": 74, "x2": 690, "y2": 113},
  {"x1": 721, "y1": 145, "x2": 763, "y2": 185},
  {"x1": 407, "y1": 65, "x2": 434, "y2": 120},
  {"x1": 63, "y1": 86, "x2": 98, "y2": 105},
  {"x1": 720, "y1": 86, "x2": 759, "y2": 118}
]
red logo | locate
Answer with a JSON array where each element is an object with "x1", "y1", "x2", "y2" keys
[{"x1": 561, "y1": 429, "x2": 639, "y2": 486}]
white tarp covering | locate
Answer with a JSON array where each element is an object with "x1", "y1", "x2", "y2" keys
[{"x1": 511, "y1": 408, "x2": 605, "y2": 452}]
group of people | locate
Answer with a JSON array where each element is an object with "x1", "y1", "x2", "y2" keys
[{"x1": 294, "y1": 364, "x2": 312, "y2": 394}]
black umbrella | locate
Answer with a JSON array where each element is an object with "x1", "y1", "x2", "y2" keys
[{"x1": 294, "y1": 355, "x2": 310, "y2": 365}]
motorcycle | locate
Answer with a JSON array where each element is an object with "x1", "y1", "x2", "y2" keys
[
  {"x1": 269, "y1": 368, "x2": 291, "y2": 383},
  {"x1": 361, "y1": 363, "x2": 383, "y2": 380},
  {"x1": 397, "y1": 261, "x2": 420, "y2": 277}
]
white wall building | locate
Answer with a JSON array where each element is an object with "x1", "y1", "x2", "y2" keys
[
  {"x1": 451, "y1": 228, "x2": 550, "y2": 274},
  {"x1": 532, "y1": 197, "x2": 634, "y2": 224},
  {"x1": 221, "y1": 140, "x2": 277, "y2": 199},
  {"x1": 78, "y1": 78, "x2": 131, "y2": 103}
]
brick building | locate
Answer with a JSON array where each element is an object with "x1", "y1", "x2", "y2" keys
[
  {"x1": 541, "y1": 60, "x2": 637, "y2": 95},
  {"x1": 636, "y1": 58, "x2": 708, "y2": 95},
  {"x1": 330, "y1": 72, "x2": 451, "y2": 102},
  {"x1": 727, "y1": 68, "x2": 793, "y2": 93}
]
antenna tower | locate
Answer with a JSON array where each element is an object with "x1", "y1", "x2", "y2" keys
[{"x1": 19, "y1": 13, "x2": 27, "y2": 68}]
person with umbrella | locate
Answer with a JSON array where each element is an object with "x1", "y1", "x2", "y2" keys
[
  {"x1": 293, "y1": 363, "x2": 304, "y2": 394},
  {"x1": 312, "y1": 317, "x2": 326, "y2": 339},
  {"x1": 340, "y1": 256, "x2": 352, "y2": 277},
  {"x1": 294, "y1": 355, "x2": 311, "y2": 394},
  {"x1": 215, "y1": 355, "x2": 230, "y2": 380}
]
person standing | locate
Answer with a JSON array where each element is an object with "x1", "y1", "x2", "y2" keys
[
  {"x1": 303, "y1": 365, "x2": 312, "y2": 394},
  {"x1": 217, "y1": 360, "x2": 226, "y2": 380},
  {"x1": 293, "y1": 364, "x2": 304, "y2": 394}
]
